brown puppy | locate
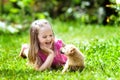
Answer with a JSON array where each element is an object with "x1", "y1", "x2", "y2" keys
[{"x1": 60, "y1": 44, "x2": 85, "y2": 73}]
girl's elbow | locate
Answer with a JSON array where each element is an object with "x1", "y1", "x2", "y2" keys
[
  {"x1": 35, "y1": 65, "x2": 48, "y2": 71},
  {"x1": 34, "y1": 66, "x2": 44, "y2": 71}
]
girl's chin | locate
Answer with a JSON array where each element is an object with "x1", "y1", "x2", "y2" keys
[
  {"x1": 45, "y1": 43, "x2": 53, "y2": 49},
  {"x1": 46, "y1": 45, "x2": 52, "y2": 49}
]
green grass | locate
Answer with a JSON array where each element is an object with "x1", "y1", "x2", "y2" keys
[{"x1": 0, "y1": 20, "x2": 120, "y2": 80}]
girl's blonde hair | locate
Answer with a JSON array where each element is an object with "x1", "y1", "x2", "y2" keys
[{"x1": 28, "y1": 19, "x2": 53, "y2": 64}]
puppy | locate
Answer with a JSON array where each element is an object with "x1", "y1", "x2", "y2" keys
[{"x1": 60, "y1": 44, "x2": 85, "y2": 73}]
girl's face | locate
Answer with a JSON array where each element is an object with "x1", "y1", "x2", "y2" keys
[{"x1": 38, "y1": 27, "x2": 55, "y2": 49}]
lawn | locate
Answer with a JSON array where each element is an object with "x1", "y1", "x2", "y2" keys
[{"x1": 0, "y1": 20, "x2": 120, "y2": 80}]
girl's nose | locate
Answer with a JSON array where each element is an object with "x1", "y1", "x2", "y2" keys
[{"x1": 47, "y1": 36, "x2": 51, "y2": 41}]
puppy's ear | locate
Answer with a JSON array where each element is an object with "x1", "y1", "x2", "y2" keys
[{"x1": 70, "y1": 48, "x2": 75, "y2": 54}]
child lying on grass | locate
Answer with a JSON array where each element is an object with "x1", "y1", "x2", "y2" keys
[{"x1": 19, "y1": 19, "x2": 67, "y2": 71}]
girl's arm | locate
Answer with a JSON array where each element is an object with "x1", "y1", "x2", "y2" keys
[
  {"x1": 35, "y1": 53, "x2": 54, "y2": 71},
  {"x1": 35, "y1": 47, "x2": 55, "y2": 71},
  {"x1": 20, "y1": 44, "x2": 54, "y2": 71}
]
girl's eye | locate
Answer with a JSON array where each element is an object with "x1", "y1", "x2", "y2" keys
[
  {"x1": 42, "y1": 34, "x2": 53, "y2": 38},
  {"x1": 42, "y1": 36, "x2": 47, "y2": 38},
  {"x1": 49, "y1": 34, "x2": 53, "y2": 37}
]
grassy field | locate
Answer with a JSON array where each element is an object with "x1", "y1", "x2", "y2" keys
[{"x1": 0, "y1": 20, "x2": 120, "y2": 80}]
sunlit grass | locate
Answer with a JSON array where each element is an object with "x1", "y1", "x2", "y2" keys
[{"x1": 0, "y1": 20, "x2": 120, "y2": 80}]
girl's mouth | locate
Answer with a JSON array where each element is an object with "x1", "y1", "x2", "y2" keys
[
  {"x1": 45, "y1": 42, "x2": 51, "y2": 45},
  {"x1": 45, "y1": 42, "x2": 52, "y2": 48}
]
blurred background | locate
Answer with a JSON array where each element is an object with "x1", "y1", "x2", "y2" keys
[
  {"x1": 1, "y1": 1, "x2": 120, "y2": 79},
  {"x1": 0, "y1": 0, "x2": 120, "y2": 34}
]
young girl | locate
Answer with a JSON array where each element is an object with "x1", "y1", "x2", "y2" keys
[{"x1": 19, "y1": 19, "x2": 67, "y2": 71}]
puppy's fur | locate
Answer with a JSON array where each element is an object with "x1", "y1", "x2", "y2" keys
[{"x1": 60, "y1": 44, "x2": 85, "y2": 73}]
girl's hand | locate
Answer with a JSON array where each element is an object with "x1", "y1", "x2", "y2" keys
[{"x1": 40, "y1": 46, "x2": 54, "y2": 55}]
